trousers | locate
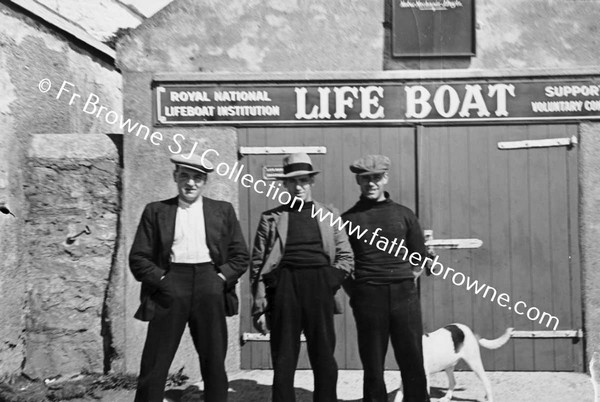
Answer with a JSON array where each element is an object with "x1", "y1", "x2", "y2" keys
[
  {"x1": 134, "y1": 263, "x2": 228, "y2": 402},
  {"x1": 268, "y1": 266, "x2": 338, "y2": 402},
  {"x1": 351, "y1": 280, "x2": 430, "y2": 402}
]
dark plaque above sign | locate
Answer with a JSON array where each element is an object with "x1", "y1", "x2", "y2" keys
[{"x1": 392, "y1": 0, "x2": 475, "y2": 57}]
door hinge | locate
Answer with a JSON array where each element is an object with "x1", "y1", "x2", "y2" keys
[
  {"x1": 242, "y1": 332, "x2": 306, "y2": 344},
  {"x1": 497, "y1": 135, "x2": 577, "y2": 150},
  {"x1": 424, "y1": 230, "x2": 483, "y2": 250},
  {"x1": 510, "y1": 329, "x2": 583, "y2": 338},
  {"x1": 239, "y1": 146, "x2": 327, "y2": 155}
]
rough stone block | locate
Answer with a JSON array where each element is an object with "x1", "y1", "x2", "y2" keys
[{"x1": 22, "y1": 134, "x2": 119, "y2": 379}]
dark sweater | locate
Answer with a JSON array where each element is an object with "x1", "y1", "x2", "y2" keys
[
  {"x1": 280, "y1": 201, "x2": 330, "y2": 268},
  {"x1": 342, "y1": 194, "x2": 427, "y2": 283}
]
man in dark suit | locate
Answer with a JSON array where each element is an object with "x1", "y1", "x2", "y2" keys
[
  {"x1": 251, "y1": 153, "x2": 353, "y2": 402},
  {"x1": 129, "y1": 153, "x2": 249, "y2": 402}
]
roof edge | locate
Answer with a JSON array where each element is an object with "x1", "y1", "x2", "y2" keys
[
  {"x1": 153, "y1": 67, "x2": 600, "y2": 82},
  {"x1": 5, "y1": 0, "x2": 116, "y2": 62}
]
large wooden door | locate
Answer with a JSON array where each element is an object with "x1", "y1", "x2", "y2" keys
[
  {"x1": 238, "y1": 124, "x2": 583, "y2": 372},
  {"x1": 238, "y1": 126, "x2": 416, "y2": 369},
  {"x1": 418, "y1": 124, "x2": 583, "y2": 371}
]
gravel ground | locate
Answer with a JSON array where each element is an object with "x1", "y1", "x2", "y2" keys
[{"x1": 74, "y1": 370, "x2": 594, "y2": 402}]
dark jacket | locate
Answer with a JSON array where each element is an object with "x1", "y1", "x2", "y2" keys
[
  {"x1": 250, "y1": 201, "x2": 354, "y2": 316},
  {"x1": 129, "y1": 196, "x2": 249, "y2": 321}
]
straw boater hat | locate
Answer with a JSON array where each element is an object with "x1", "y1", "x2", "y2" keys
[
  {"x1": 170, "y1": 153, "x2": 215, "y2": 174},
  {"x1": 275, "y1": 152, "x2": 321, "y2": 179}
]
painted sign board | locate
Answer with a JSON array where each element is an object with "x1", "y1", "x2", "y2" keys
[
  {"x1": 153, "y1": 79, "x2": 600, "y2": 125},
  {"x1": 391, "y1": 0, "x2": 475, "y2": 57}
]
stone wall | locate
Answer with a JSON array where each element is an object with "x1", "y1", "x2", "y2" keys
[
  {"x1": 22, "y1": 134, "x2": 120, "y2": 379},
  {"x1": 580, "y1": 124, "x2": 600, "y2": 363},
  {"x1": 0, "y1": 1, "x2": 121, "y2": 376}
]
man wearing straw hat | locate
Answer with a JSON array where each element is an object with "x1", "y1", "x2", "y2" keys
[
  {"x1": 129, "y1": 153, "x2": 249, "y2": 402},
  {"x1": 250, "y1": 152, "x2": 353, "y2": 402}
]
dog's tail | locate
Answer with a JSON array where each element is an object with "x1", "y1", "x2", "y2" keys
[{"x1": 477, "y1": 327, "x2": 514, "y2": 350}]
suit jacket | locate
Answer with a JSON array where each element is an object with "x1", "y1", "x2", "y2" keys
[
  {"x1": 129, "y1": 196, "x2": 249, "y2": 321},
  {"x1": 250, "y1": 201, "x2": 354, "y2": 316}
]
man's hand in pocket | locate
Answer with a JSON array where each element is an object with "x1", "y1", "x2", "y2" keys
[
  {"x1": 153, "y1": 274, "x2": 174, "y2": 309},
  {"x1": 412, "y1": 267, "x2": 425, "y2": 285},
  {"x1": 253, "y1": 314, "x2": 270, "y2": 335}
]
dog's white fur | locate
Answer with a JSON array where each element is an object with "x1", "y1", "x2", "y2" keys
[{"x1": 394, "y1": 323, "x2": 513, "y2": 402}]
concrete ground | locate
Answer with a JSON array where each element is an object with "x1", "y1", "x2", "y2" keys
[{"x1": 80, "y1": 370, "x2": 594, "y2": 402}]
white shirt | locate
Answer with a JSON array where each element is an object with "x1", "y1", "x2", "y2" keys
[{"x1": 170, "y1": 197, "x2": 212, "y2": 264}]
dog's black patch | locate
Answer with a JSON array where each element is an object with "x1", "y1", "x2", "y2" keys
[{"x1": 444, "y1": 324, "x2": 465, "y2": 353}]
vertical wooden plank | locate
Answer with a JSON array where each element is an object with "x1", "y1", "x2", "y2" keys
[
  {"x1": 435, "y1": 126, "x2": 472, "y2": 370},
  {"x1": 341, "y1": 126, "x2": 364, "y2": 212},
  {"x1": 418, "y1": 126, "x2": 435, "y2": 334},
  {"x1": 487, "y1": 126, "x2": 515, "y2": 370},
  {"x1": 465, "y1": 125, "x2": 494, "y2": 368},
  {"x1": 302, "y1": 126, "x2": 326, "y2": 202},
  {"x1": 508, "y1": 125, "x2": 535, "y2": 371},
  {"x1": 428, "y1": 127, "x2": 455, "y2": 333},
  {"x1": 341, "y1": 126, "x2": 364, "y2": 369},
  {"x1": 400, "y1": 127, "x2": 417, "y2": 211},
  {"x1": 247, "y1": 127, "x2": 274, "y2": 369},
  {"x1": 383, "y1": 127, "x2": 416, "y2": 210},
  {"x1": 360, "y1": 126, "x2": 382, "y2": 155},
  {"x1": 238, "y1": 128, "x2": 253, "y2": 370},
  {"x1": 321, "y1": 127, "x2": 349, "y2": 369},
  {"x1": 527, "y1": 125, "x2": 555, "y2": 370},
  {"x1": 567, "y1": 124, "x2": 584, "y2": 371},
  {"x1": 380, "y1": 127, "x2": 400, "y2": 203},
  {"x1": 547, "y1": 124, "x2": 572, "y2": 370}
]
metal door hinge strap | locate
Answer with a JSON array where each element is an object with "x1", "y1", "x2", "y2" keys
[
  {"x1": 510, "y1": 329, "x2": 583, "y2": 338},
  {"x1": 242, "y1": 333, "x2": 306, "y2": 343},
  {"x1": 497, "y1": 136, "x2": 578, "y2": 150},
  {"x1": 423, "y1": 230, "x2": 483, "y2": 250},
  {"x1": 239, "y1": 146, "x2": 327, "y2": 155},
  {"x1": 425, "y1": 239, "x2": 483, "y2": 249}
]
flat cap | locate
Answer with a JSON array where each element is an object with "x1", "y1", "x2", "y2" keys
[
  {"x1": 170, "y1": 153, "x2": 214, "y2": 173},
  {"x1": 350, "y1": 154, "x2": 391, "y2": 175}
]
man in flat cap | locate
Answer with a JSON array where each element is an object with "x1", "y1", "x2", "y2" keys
[
  {"x1": 342, "y1": 155, "x2": 430, "y2": 402},
  {"x1": 250, "y1": 153, "x2": 353, "y2": 402},
  {"x1": 129, "y1": 153, "x2": 249, "y2": 402}
]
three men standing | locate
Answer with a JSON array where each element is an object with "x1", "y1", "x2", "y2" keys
[
  {"x1": 342, "y1": 155, "x2": 430, "y2": 402},
  {"x1": 250, "y1": 153, "x2": 354, "y2": 402},
  {"x1": 129, "y1": 150, "x2": 429, "y2": 402},
  {"x1": 129, "y1": 154, "x2": 249, "y2": 402}
]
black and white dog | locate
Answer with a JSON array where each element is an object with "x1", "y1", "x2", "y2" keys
[{"x1": 395, "y1": 323, "x2": 513, "y2": 402}]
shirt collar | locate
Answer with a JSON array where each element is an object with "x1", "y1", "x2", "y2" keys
[{"x1": 178, "y1": 196, "x2": 203, "y2": 210}]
